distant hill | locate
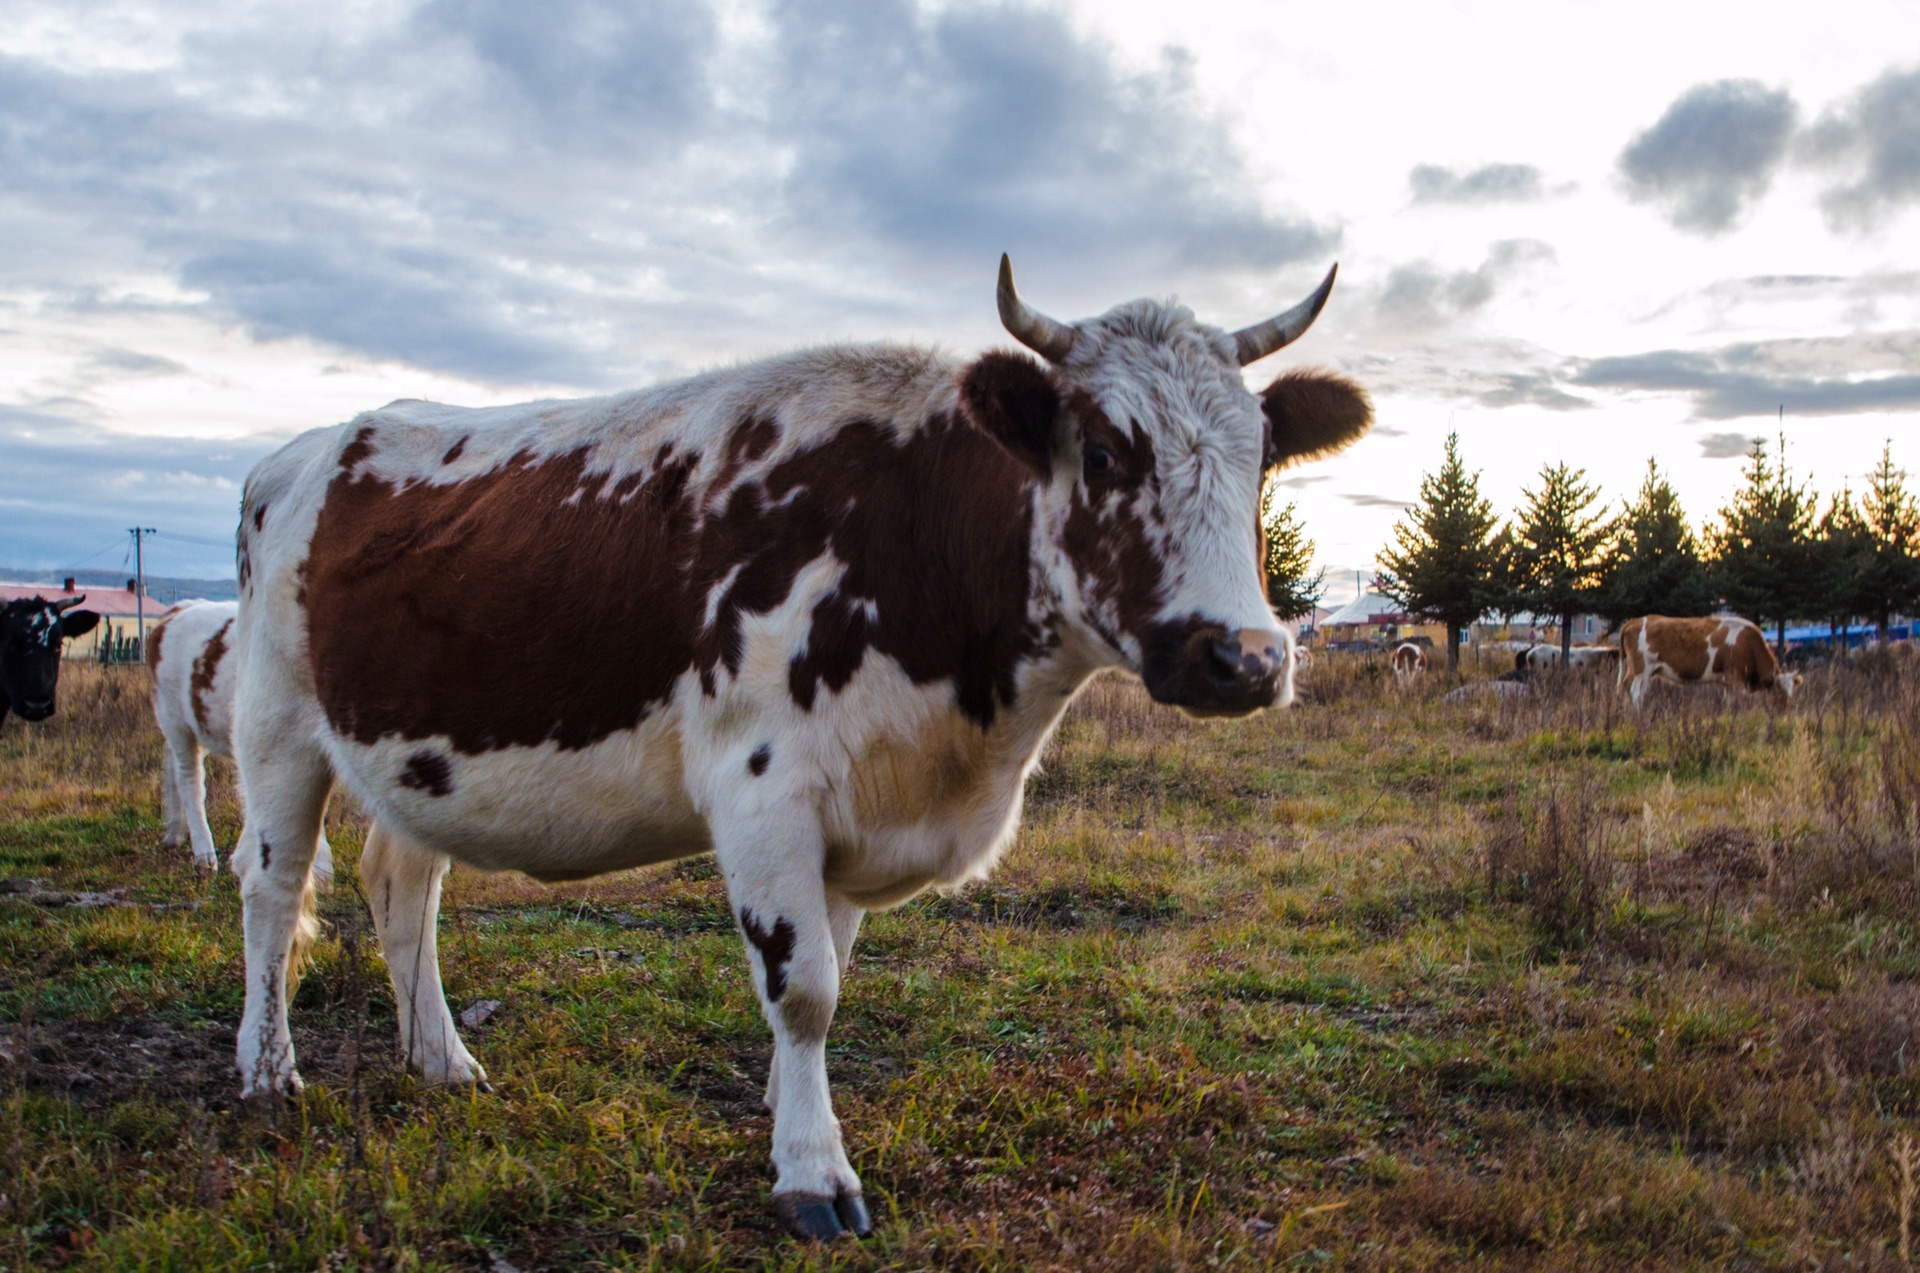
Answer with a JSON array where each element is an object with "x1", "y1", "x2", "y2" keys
[{"x1": 0, "y1": 566, "x2": 237, "y2": 605}]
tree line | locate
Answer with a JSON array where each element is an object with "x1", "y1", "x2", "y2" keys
[{"x1": 1262, "y1": 434, "x2": 1920, "y2": 672}]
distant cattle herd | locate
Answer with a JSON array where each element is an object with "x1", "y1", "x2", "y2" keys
[{"x1": 0, "y1": 257, "x2": 1900, "y2": 1241}]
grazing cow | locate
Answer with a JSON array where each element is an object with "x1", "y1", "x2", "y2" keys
[
  {"x1": 1619, "y1": 615, "x2": 1799, "y2": 705},
  {"x1": 0, "y1": 595, "x2": 100, "y2": 725},
  {"x1": 1526, "y1": 643, "x2": 1619, "y2": 671},
  {"x1": 148, "y1": 601, "x2": 335, "y2": 878},
  {"x1": 227, "y1": 256, "x2": 1372, "y2": 1238},
  {"x1": 1389, "y1": 641, "x2": 1426, "y2": 683}
]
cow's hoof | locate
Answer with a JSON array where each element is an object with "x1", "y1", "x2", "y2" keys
[
  {"x1": 834, "y1": 1191, "x2": 873, "y2": 1237},
  {"x1": 771, "y1": 1189, "x2": 871, "y2": 1241}
]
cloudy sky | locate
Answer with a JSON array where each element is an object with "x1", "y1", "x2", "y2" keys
[{"x1": 2, "y1": 0, "x2": 1916, "y2": 595}]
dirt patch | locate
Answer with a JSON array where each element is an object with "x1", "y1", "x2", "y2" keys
[{"x1": 2, "y1": 1015, "x2": 380, "y2": 1109}]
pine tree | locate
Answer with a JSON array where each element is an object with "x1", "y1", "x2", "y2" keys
[
  {"x1": 1375, "y1": 433, "x2": 1503, "y2": 672},
  {"x1": 1812, "y1": 486, "x2": 1869, "y2": 654},
  {"x1": 1259, "y1": 484, "x2": 1327, "y2": 621},
  {"x1": 1596, "y1": 459, "x2": 1713, "y2": 627},
  {"x1": 1855, "y1": 442, "x2": 1920, "y2": 643},
  {"x1": 1509, "y1": 461, "x2": 1614, "y2": 658},
  {"x1": 1709, "y1": 436, "x2": 1817, "y2": 654}
]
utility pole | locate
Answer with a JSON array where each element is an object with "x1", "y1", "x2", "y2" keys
[{"x1": 130, "y1": 527, "x2": 156, "y2": 662}]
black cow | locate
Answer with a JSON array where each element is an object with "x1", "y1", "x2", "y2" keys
[{"x1": 1, "y1": 596, "x2": 102, "y2": 725}]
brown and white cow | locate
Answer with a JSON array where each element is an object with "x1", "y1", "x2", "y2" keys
[
  {"x1": 227, "y1": 257, "x2": 1372, "y2": 1239},
  {"x1": 148, "y1": 601, "x2": 334, "y2": 878},
  {"x1": 1619, "y1": 614, "x2": 1799, "y2": 705},
  {"x1": 1389, "y1": 641, "x2": 1426, "y2": 683}
]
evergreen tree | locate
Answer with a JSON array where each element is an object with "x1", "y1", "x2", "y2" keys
[
  {"x1": 1259, "y1": 484, "x2": 1327, "y2": 621},
  {"x1": 1812, "y1": 486, "x2": 1869, "y2": 654},
  {"x1": 1709, "y1": 436, "x2": 1817, "y2": 654},
  {"x1": 1509, "y1": 461, "x2": 1614, "y2": 658},
  {"x1": 1596, "y1": 459, "x2": 1713, "y2": 627},
  {"x1": 1855, "y1": 442, "x2": 1920, "y2": 643},
  {"x1": 1376, "y1": 432, "x2": 1503, "y2": 672}
]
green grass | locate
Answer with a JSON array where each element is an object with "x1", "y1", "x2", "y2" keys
[{"x1": 5, "y1": 658, "x2": 1920, "y2": 1268}]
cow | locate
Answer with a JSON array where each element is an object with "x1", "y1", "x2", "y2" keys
[
  {"x1": 1618, "y1": 614, "x2": 1799, "y2": 705},
  {"x1": 0, "y1": 595, "x2": 100, "y2": 726},
  {"x1": 1525, "y1": 643, "x2": 1619, "y2": 671},
  {"x1": 226, "y1": 256, "x2": 1373, "y2": 1239},
  {"x1": 148, "y1": 601, "x2": 335, "y2": 879},
  {"x1": 1389, "y1": 641, "x2": 1426, "y2": 683}
]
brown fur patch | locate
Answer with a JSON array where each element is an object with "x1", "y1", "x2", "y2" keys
[
  {"x1": 145, "y1": 613, "x2": 170, "y2": 673},
  {"x1": 190, "y1": 619, "x2": 232, "y2": 733},
  {"x1": 847, "y1": 711, "x2": 993, "y2": 829},
  {"x1": 1260, "y1": 369, "x2": 1373, "y2": 470},
  {"x1": 781, "y1": 984, "x2": 836, "y2": 1043},
  {"x1": 397, "y1": 751, "x2": 454, "y2": 797},
  {"x1": 303, "y1": 409, "x2": 1044, "y2": 754},
  {"x1": 740, "y1": 908, "x2": 796, "y2": 1001},
  {"x1": 442, "y1": 437, "x2": 466, "y2": 464},
  {"x1": 1061, "y1": 393, "x2": 1164, "y2": 647}
]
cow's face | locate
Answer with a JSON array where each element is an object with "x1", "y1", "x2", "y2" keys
[
  {"x1": 1776, "y1": 670, "x2": 1801, "y2": 698},
  {"x1": 962, "y1": 258, "x2": 1371, "y2": 717},
  {"x1": 1, "y1": 598, "x2": 100, "y2": 720}
]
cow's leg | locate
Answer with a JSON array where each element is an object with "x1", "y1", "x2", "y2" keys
[
  {"x1": 360, "y1": 821, "x2": 486, "y2": 1088},
  {"x1": 313, "y1": 830, "x2": 336, "y2": 888},
  {"x1": 765, "y1": 894, "x2": 863, "y2": 1115},
  {"x1": 230, "y1": 721, "x2": 331, "y2": 1099},
  {"x1": 167, "y1": 735, "x2": 218, "y2": 870},
  {"x1": 715, "y1": 827, "x2": 868, "y2": 1240},
  {"x1": 158, "y1": 730, "x2": 189, "y2": 850}
]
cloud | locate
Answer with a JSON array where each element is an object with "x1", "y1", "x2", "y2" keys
[
  {"x1": 1343, "y1": 493, "x2": 1414, "y2": 509},
  {"x1": 1618, "y1": 79, "x2": 1797, "y2": 233},
  {"x1": 0, "y1": 404, "x2": 280, "y2": 576},
  {"x1": 1801, "y1": 64, "x2": 1920, "y2": 231},
  {"x1": 1471, "y1": 372, "x2": 1591, "y2": 412},
  {"x1": 763, "y1": 0, "x2": 1335, "y2": 285},
  {"x1": 1408, "y1": 163, "x2": 1544, "y2": 204},
  {"x1": 1375, "y1": 239, "x2": 1554, "y2": 330},
  {"x1": 1699, "y1": 432, "x2": 1761, "y2": 458},
  {"x1": 1571, "y1": 330, "x2": 1920, "y2": 418},
  {"x1": 0, "y1": 0, "x2": 1335, "y2": 394},
  {"x1": 1276, "y1": 474, "x2": 1330, "y2": 488}
]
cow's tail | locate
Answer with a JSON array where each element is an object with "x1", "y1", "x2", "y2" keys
[{"x1": 285, "y1": 868, "x2": 321, "y2": 989}]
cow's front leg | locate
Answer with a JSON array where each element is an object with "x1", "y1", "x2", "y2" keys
[
  {"x1": 715, "y1": 828, "x2": 870, "y2": 1241},
  {"x1": 765, "y1": 893, "x2": 863, "y2": 1116}
]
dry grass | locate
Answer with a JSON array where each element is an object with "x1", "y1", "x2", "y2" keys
[{"x1": 4, "y1": 656, "x2": 1920, "y2": 1268}]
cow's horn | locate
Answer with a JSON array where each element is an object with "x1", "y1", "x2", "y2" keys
[
  {"x1": 997, "y1": 254, "x2": 1078, "y2": 362},
  {"x1": 51, "y1": 594, "x2": 86, "y2": 612},
  {"x1": 1231, "y1": 264, "x2": 1338, "y2": 366}
]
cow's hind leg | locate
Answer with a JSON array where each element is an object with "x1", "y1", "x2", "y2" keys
[
  {"x1": 715, "y1": 818, "x2": 869, "y2": 1240},
  {"x1": 360, "y1": 821, "x2": 486, "y2": 1088},
  {"x1": 231, "y1": 724, "x2": 331, "y2": 1098}
]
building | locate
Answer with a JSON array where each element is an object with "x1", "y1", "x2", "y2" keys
[
  {"x1": 1315, "y1": 583, "x2": 1446, "y2": 650},
  {"x1": 0, "y1": 577, "x2": 169, "y2": 661}
]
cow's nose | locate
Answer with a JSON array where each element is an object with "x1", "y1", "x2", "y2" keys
[
  {"x1": 1201, "y1": 628, "x2": 1285, "y2": 708},
  {"x1": 17, "y1": 697, "x2": 53, "y2": 720}
]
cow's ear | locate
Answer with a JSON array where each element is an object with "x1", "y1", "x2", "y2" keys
[
  {"x1": 60, "y1": 611, "x2": 100, "y2": 638},
  {"x1": 959, "y1": 351, "x2": 1061, "y2": 477},
  {"x1": 1261, "y1": 369, "x2": 1373, "y2": 470}
]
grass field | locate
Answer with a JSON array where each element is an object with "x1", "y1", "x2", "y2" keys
[{"x1": 6, "y1": 655, "x2": 1920, "y2": 1269}]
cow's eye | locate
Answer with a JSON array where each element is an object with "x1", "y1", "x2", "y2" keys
[{"x1": 1084, "y1": 446, "x2": 1116, "y2": 478}]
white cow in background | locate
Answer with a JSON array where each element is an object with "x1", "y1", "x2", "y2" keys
[{"x1": 149, "y1": 601, "x2": 334, "y2": 880}]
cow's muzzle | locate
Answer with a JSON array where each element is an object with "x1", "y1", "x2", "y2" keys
[
  {"x1": 1141, "y1": 622, "x2": 1288, "y2": 717},
  {"x1": 15, "y1": 697, "x2": 54, "y2": 721}
]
